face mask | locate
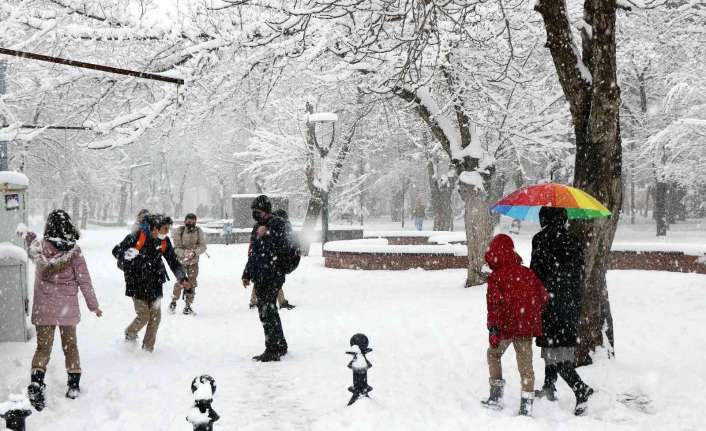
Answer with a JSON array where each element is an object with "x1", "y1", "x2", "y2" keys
[
  {"x1": 185, "y1": 224, "x2": 196, "y2": 231},
  {"x1": 158, "y1": 233, "x2": 168, "y2": 240},
  {"x1": 252, "y1": 210, "x2": 263, "y2": 222}
]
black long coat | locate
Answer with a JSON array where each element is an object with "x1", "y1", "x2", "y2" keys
[
  {"x1": 113, "y1": 232, "x2": 187, "y2": 302},
  {"x1": 242, "y1": 215, "x2": 287, "y2": 290},
  {"x1": 530, "y1": 222, "x2": 584, "y2": 348}
]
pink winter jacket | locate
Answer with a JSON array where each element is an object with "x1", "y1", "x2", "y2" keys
[{"x1": 27, "y1": 235, "x2": 99, "y2": 327}]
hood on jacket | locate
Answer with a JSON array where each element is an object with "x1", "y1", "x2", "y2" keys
[
  {"x1": 539, "y1": 206, "x2": 568, "y2": 229},
  {"x1": 485, "y1": 234, "x2": 522, "y2": 271}
]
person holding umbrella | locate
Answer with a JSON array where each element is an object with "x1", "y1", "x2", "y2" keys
[{"x1": 491, "y1": 183, "x2": 609, "y2": 416}]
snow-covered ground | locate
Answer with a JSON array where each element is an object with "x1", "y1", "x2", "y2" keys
[{"x1": 1, "y1": 224, "x2": 706, "y2": 430}]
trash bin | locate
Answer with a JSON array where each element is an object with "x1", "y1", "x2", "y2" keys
[{"x1": 0, "y1": 171, "x2": 30, "y2": 343}]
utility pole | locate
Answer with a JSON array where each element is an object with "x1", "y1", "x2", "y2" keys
[{"x1": 0, "y1": 60, "x2": 8, "y2": 171}]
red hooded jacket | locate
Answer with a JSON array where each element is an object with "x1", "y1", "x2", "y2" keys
[{"x1": 485, "y1": 234, "x2": 548, "y2": 339}]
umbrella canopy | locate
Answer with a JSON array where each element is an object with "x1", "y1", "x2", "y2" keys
[{"x1": 490, "y1": 183, "x2": 611, "y2": 222}]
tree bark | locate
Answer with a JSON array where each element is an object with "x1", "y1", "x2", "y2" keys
[
  {"x1": 654, "y1": 181, "x2": 668, "y2": 236},
  {"x1": 427, "y1": 161, "x2": 454, "y2": 231},
  {"x1": 537, "y1": 0, "x2": 622, "y2": 365}
]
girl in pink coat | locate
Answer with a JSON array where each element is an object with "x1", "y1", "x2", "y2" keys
[{"x1": 24, "y1": 210, "x2": 102, "y2": 411}]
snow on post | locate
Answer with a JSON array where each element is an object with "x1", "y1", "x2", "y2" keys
[
  {"x1": 346, "y1": 333, "x2": 373, "y2": 406},
  {"x1": 187, "y1": 375, "x2": 219, "y2": 431},
  {"x1": 307, "y1": 112, "x2": 338, "y2": 123},
  {"x1": 458, "y1": 171, "x2": 485, "y2": 192},
  {"x1": 0, "y1": 171, "x2": 29, "y2": 189},
  {"x1": 0, "y1": 393, "x2": 32, "y2": 431},
  {"x1": 0, "y1": 243, "x2": 27, "y2": 263}
]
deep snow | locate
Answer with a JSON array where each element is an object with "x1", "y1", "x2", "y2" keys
[{"x1": 1, "y1": 225, "x2": 705, "y2": 430}]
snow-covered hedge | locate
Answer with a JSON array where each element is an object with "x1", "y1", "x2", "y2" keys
[
  {"x1": 323, "y1": 238, "x2": 468, "y2": 256},
  {"x1": 0, "y1": 242, "x2": 27, "y2": 262}
]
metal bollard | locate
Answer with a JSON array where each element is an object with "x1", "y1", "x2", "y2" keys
[
  {"x1": 346, "y1": 333, "x2": 373, "y2": 406},
  {"x1": 186, "y1": 375, "x2": 220, "y2": 431},
  {"x1": 0, "y1": 394, "x2": 32, "y2": 431}
]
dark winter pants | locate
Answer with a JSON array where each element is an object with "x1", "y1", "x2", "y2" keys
[
  {"x1": 255, "y1": 283, "x2": 288, "y2": 354},
  {"x1": 32, "y1": 325, "x2": 80, "y2": 373}
]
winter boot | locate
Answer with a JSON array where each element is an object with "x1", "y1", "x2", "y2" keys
[
  {"x1": 481, "y1": 378, "x2": 505, "y2": 410},
  {"x1": 519, "y1": 391, "x2": 534, "y2": 416},
  {"x1": 124, "y1": 330, "x2": 137, "y2": 342},
  {"x1": 252, "y1": 350, "x2": 281, "y2": 362},
  {"x1": 66, "y1": 373, "x2": 81, "y2": 399},
  {"x1": 183, "y1": 304, "x2": 194, "y2": 315},
  {"x1": 573, "y1": 384, "x2": 594, "y2": 416},
  {"x1": 169, "y1": 300, "x2": 177, "y2": 314},
  {"x1": 27, "y1": 370, "x2": 47, "y2": 411},
  {"x1": 280, "y1": 301, "x2": 296, "y2": 310},
  {"x1": 536, "y1": 364, "x2": 558, "y2": 401}
]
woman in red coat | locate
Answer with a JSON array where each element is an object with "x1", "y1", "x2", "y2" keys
[{"x1": 481, "y1": 234, "x2": 548, "y2": 416}]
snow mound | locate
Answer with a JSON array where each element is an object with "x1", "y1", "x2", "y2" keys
[
  {"x1": 458, "y1": 171, "x2": 484, "y2": 190},
  {"x1": 308, "y1": 112, "x2": 338, "y2": 123}
]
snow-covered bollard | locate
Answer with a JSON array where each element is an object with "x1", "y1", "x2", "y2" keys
[
  {"x1": 346, "y1": 333, "x2": 373, "y2": 406},
  {"x1": 186, "y1": 375, "x2": 220, "y2": 431},
  {"x1": 0, "y1": 394, "x2": 31, "y2": 431}
]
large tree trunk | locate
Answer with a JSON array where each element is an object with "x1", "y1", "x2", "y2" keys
[
  {"x1": 537, "y1": 0, "x2": 622, "y2": 365},
  {"x1": 427, "y1": 162, "x2": 454, "y2": 231},
  {"x1": 117, "y1": 183, "x2": 128, "y2": 225},
  {"x1": 460, "y1": 180, "x2": 494, "y2": 287}
]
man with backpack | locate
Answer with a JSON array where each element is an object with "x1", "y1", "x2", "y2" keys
[
  {"x1": 248, "y1": 208, "x2": 296, "y2": 311},
  {"x1": 242, "y1": 195, "x2": 300, "y2": 362},
  {"x1": 170, "y1": 213, "x2": 207, "y2": 315},
  {"x1": 113, "y1": 214, "x2": 188, "y2": 352}
]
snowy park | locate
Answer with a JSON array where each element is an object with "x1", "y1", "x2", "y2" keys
[
  {"x1": 1, "y1": 0, "x2": 706, "y2": 430},
  {"x1": 1, "y1": 222, "x2": 706, "y2": 430}
]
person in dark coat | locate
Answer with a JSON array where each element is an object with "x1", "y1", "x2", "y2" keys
[
  {"x1": 530, "y1": 207, "x2": 594, "y2": 415},
  {"x1": 242, "y1": 195, "x2": 289, "y2": 362},
  {"x1": 113, "y1": 214, "x2": 188, "y2": 352}
]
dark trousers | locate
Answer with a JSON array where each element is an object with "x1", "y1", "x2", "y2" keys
[{"x1": 255, "y1": 283, "x2": 288, "y2": 354}]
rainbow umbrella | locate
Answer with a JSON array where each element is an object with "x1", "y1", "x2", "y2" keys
[{"x1": 490, "y1": 183, "x2": 611, "y2": 222}]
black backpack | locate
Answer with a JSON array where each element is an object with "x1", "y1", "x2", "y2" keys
[{"x1": 277, "y1": 218, "x2": 301, "y2": 274}]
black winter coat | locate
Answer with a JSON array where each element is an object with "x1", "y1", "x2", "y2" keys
[
  {"x1": 530, "y1": 225, "x2": 584, "y2": 348},
  {"x1": 112, "y1": 232, "x2": 187, "y2": 302},
  {"x1": 242, "y1": 215, "x2": 287, "y2": 289}
]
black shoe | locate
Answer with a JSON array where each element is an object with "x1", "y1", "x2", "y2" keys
[
  {"x1": 519, "y1": 391, "x2": 534, "y2": 416},
  {"x1": 535, "y1": 383, "x2": 557, "y2": 401},
  {"x1": 280, "y1": 302, "x2": 296, "y2": 310},
  {"x1": 574, "y1": 385, "x2": 594, "y2": 416},
  {"x1": 183, "y1": 305, "x2": 194, "y2": 315},
  {"x1": 28, "y1": 370, "x2": 47, "y2": 411},
  {"x1": 66, "y1": 372, "x2": 81, "y2": 399},
  {"x1": 252, "y1": 351, "x2": 281, "y2": 362},
  {"x1": 481, "y1": 378, "x2": 505, "y2": 410},
  {"x1": 169, "y1": 301, "x2": 177, "y2": 313}
]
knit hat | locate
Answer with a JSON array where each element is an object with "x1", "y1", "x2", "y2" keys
[{"x1": 251, "y1": 195, "x2": 272, "y2": 213}]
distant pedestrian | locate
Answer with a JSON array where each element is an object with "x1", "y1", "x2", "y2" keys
[
  {"x1": 222, "y1": 221, "x2": 233, "y2": 245},
  {"x1": 170, "y1": 213, "x2": 207, "y2": 315},
  {"x1": 412, "y1": 199, "x2": 426, "y2": 231},
  {"x1": 531, "y1": 207, "x2": 594, "y2": 415},
  {"x1": 242, "y1": 196, "x2": 289, "y2": 362},
  {"x1": 113, "y1": 214, "x2": 188, "y2": 352},
  {"x1": 481, "y1": 234, "x2": 548, "y2": 416},
  {"x1": 23, "y1": 210, "x2": 102, "y2": 411}
]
